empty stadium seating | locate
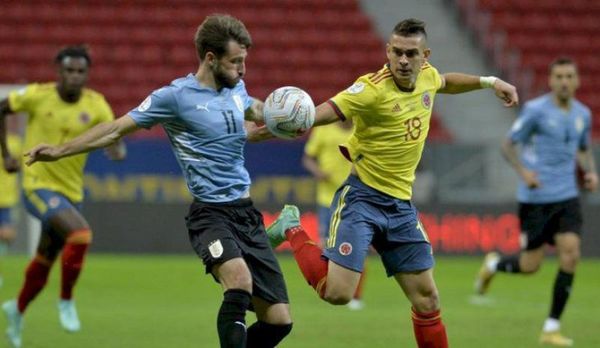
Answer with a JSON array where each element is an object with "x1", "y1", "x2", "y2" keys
[
  {"x1": 1, "y1": 0, "x2": 451, "y2": 140},
  {"x1": 456, "y1": 0, "x2": 600, "y2": 138}
]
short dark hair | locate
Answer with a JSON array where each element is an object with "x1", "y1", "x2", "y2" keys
[
  {"x1": 194, "y1": 14, "x2": 252, "y2": 61},
  {"x1": 549, "y1": 57, "x2": 577, "y2": 73},
  {"x1": 393, "y1": 18, "x2": 427, "y2": 39},
  {"x1": 54, "y1": 45, "x2": 91, "y2": 66}
]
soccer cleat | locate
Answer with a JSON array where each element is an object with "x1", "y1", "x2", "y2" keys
[
  {"x1": 539, "y1": 331, "x2": 573, "y2": 347},
  {"x1": 474, "y1": 252, "x2": 499, "y2": 295},
  {"x1": 266, "y1": 205, "x2": 300, "y2": 248},
  {"x1": 347, "y1": 299, "x2": 365, "y2": 311},
  {"x1": 2, "y1": 300, "x2": 23, "y2": 348},
  {"x1": 58, "y1": 299, "x2": 81, "y2": 332}
]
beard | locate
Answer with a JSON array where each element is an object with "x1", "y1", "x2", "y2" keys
[{"x1": 213, "y1": 64, "x2": 239, "y2": 89}]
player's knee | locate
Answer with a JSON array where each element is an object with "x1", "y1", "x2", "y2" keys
[
  {"x1": 559, "y1": 249, "x2": 580, "y2": 272},
  {"x1": 519, "y1": 258, "x2": 542, "y2": 274},
  {"x1": 323, "y1": 290, "x2": 353, "y2": 305},
  {"x1": 66, "y1": 229, "x2": 93, "y2": 245},
  {"x1": 411, "y1": 290, "x2": 440, "y2": 313}
]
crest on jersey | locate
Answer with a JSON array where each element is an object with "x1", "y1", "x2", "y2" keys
[
  {"x1": 339, "y1": 242, "x2": 353, "y2": 256},
  {"x1": 208, "y1": 240, "x2": 224, "y2": 258},
  {"x1": 233, "y1": 95, "x2": 244, "y2": 113},
  {"x1": 346, "y1": 82, "x2": 365, "y2": 94},
  {"x1": 575, "y1": 116, "x2": 584, "y2": 133},
  {"x1": 421, "y1": 91, "x2": 431, "y2": 109},
  {"x1": 79, "y1": 112, "x2": 91, "y2": 124},
  {"x1": 49, "y1": 196, "x2": 61, "y2": 209},
  {"x1": 137, "y1": 95, "x2": 151, "y2": 112}
]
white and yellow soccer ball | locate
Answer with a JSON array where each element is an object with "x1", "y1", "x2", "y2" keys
[{"x1": 263, "y1": 86, "x2": 315, "y2": 139}]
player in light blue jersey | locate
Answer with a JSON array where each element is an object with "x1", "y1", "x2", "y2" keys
[
  {"x1": 23, "y1": 14, "x2": 293, "y2": 348},
  {"x1": 476, "y1": 58, "x2": 598, "y2": 347}
]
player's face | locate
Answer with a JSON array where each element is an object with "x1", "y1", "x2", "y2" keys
[
  {"x1": 58, "y1": 57, "x2": 89, "y2": 93},
  {"x1": 549, "y1": 64, "x2": 579, "y2": 101},
  {"x1": 386, "y1": 34, "x2": 430, "y2": 89},
  {"x1": 212, "y1": 40, "x2": 247, "y2": 89}
]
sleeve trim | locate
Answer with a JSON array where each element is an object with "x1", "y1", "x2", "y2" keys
[{"x1": 326, "y1": 100, "x2": 346, "y2": 121}]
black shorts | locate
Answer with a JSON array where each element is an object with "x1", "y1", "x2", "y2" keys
[
  {"x1": 518, "y1": 197, "x2": 583, "y2": 250},
  {"x1": 186, "y1": 198, "x2": 289, "y2": 304}
]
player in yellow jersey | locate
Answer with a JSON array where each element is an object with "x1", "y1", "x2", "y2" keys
[
  {"x1": 0, "y1": 126, "x2": 22, "y2": 288},
  {"x1": 266, "y1": 19, "x2": 518, "y2": 347},
  {"x1": 0, "y1": 46, "x2": 125, "y2": 348},
  {"x1": 303, "y1": 121, "x2": 368, "y2": 310}
]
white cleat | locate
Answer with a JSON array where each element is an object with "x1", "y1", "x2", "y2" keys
[
  {"x1": 347, "y1": 299, "x2": 365, "y2": 311},
  {"x1": 58, "y1": 299, "x2": 81, "y2": 332},
  {"x1": 2, "y1": 300, "x2": 23, "y2": 348}
]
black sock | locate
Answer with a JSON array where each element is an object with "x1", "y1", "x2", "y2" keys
[
  {"x1": 496, "y1": 255, "x2": 521, "y2": 273},
  {"x1": 217, "y1": 289, "x2": 251, "y2": 348},
  {"x1": 549, "y1": 270, "x2": 574, "y2": 319},
  {"x1": 247, "y1": 321, "x2": 293, "y2": 348}
]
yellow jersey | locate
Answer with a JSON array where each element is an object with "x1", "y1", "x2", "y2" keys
[
  {"x1": 329, "y1": 63, "x2": 443, "y2": 200},
  {"x1": 8, "y1": 83, "x2": 114, "y2": 202},
  {"x1": 0, "y1": 135, "x2": 23, "y2": 207},
  {"x1": 304, "y1": 124, "x2": 353, "y2": 207}
]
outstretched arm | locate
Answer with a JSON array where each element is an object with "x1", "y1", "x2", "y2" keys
[
  {"x1": 26, "y1": 115, "x2": 139, "y2": 165},
  {"x1": 439, "y1": 73, "x2": 519, "y2": 107},
  {"x1": 577, "y1": 147, "x2": 598, "y2": 191}
]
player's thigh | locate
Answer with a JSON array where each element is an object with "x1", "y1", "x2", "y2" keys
[
  {"x1": 212, "y1": 257, "x2": 253, "y2": 292},
  {"x1": 519, "y1": 247, "x2": 545, "y2": 273},
  {"x1": 518, "y1": 202, "x2": 550, "y2": 251},
  {"x1": 37, "y1": 225, "x2": 66, "y2": 262},
  {"x1": 252, "y1": 297, "x2": 291, "y2": 325},
  {"x1": 393, "y1": 268, "x2": 439, "y2": 312},
  {"x1": 325, "y1": 260, "x2": 363, "y2": 301}
]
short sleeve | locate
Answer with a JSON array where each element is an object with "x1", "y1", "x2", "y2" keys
[
  {"x1": 579, "y1": 111, "x2": 592, "y2": 150},
  {"x1": 431, "y1": 66, "x2": 443, "y2": 91},
  {"x1": 304, "y1": 127, "x2": 324, "y2": 157},
  {"x1": 235, "y1": 80, "x2": 253, "y2": 110},
  {"x1": 508, "y1": 103, "x2": 539, "y2": 143},
  {"x1": 128, "y1": 87, "x2": 177, "y2": 129},
  {"x1": 329, "y1": 77, "x2": 378, "y2": 121},
  {"x1": 7, "y1": 84, "x2": 37, "y2": 113}
]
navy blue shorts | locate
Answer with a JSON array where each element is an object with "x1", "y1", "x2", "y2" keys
[
  {"x1": 23, "y1": 189, "x2": 82, "y2": 223},
  {"x1": 0, "y1": 207, "x2": 14, "y2": 227},
  {"x1": 323, "y1": 175, "x2": 434, "y2": 276}
]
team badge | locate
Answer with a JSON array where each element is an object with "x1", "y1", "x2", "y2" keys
[
  {"x1": 233, "y1": 95, "x2": 244, "y2": 113},
  {"x1": 339, "y1": 242, "x2": 353, "y2": 256},
  {"x1": 421, "y1": 91, "x2": 431, "y2": 109},
  {"x1": 49, "y1": 196, "x2": 61, "y2": 209},
  {"x1": 346, "y1": 82, "x2": 365, "y2": 94},
  {"x1": 208, "y1": 240, "x2": 224, "y2": 258},
  {"x1": 137, "y1": 95, "x2": 151, "y2": 112},
  {"x1": 575, "y1": 116, "x2": 584, "y2": 133},
  {"x1": 79, "y1": 112, "x2": 91, "y2": 124}
]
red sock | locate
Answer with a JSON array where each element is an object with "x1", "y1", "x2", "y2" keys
[
  {"x1": 61, "y1": 243, "x2": 89, "y2": 300},
  {"x1": 411, "y1": 308, "x2": 449, "y2": 348},
  {"x1": 17, "y1": 256, "x2": 52, "y2": 313},
  {"x1": 286, "y1": 226, "x2": 329, "y2": 297}
]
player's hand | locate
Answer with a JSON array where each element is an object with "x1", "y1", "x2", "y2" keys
[
  {"x1": 104, "y1": 141, "x2": 127, "y2": 161},
  {"x1": 493, "y1": 79, "x2": 519, "y2": 107},
  {"x1": 245, "y1": 123, "x2": 275, "y2": 142},
  {"x1": 520, "y1": 168, "x2": 540, "y2": 188},
  {"x1": 583, "y1": 172, "x2": 599, "y2": 192},
  {"x1": 25, "y1": 144, "x2": 62, "y2": 166},
  {"x1": 2, "y1": 155, "x2": 20, "y2": 173}
]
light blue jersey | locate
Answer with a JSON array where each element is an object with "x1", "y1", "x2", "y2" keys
[
  {"x1": 129, "y1": 74, "x2": 253, "y2": 203},
  {"x1": 508, "y1": 94, "x2": 592, "y2": 203}
]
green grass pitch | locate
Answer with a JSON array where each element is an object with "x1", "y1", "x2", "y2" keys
[{"x1": 1, "y1": 254, "x2": 599, "y2": 347}]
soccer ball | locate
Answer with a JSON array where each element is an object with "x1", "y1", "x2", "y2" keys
[{"x1": 263, "y1": 86, "x2": 315, "y2": 139}]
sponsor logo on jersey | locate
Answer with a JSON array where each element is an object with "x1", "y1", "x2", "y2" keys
[
  {"x1": 208, "y1": 240, "x2": 224, "y2": 258},
  {"x1": 196, "y1": 102, "x2": 210, "y2": 112},
  {"x1": 391, "y1": 103, "x2": 402, "y2": 113},
  {"x1": 339, "y1": 242, "x2": 353, "y2": 256}
]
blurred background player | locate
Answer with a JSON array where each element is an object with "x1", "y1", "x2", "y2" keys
[
  {"x1": 0, "y1": 115, "x2": 22, "y2": 288},
  {"x1": 268, "y1": 18, "x2": 518, "y2": 348},
  {"x1": 302, "y1": 121, "x2": 367, "y2": 310},
  {"x1": 475, "y1": 57, "x2": 597, "y2": 347},
  {"x1": 0, "y1": 45, "x2": 126, "y2": 348},
  {"x1": 23, "y1": 15, "x2": 294, "y2": 348}
]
